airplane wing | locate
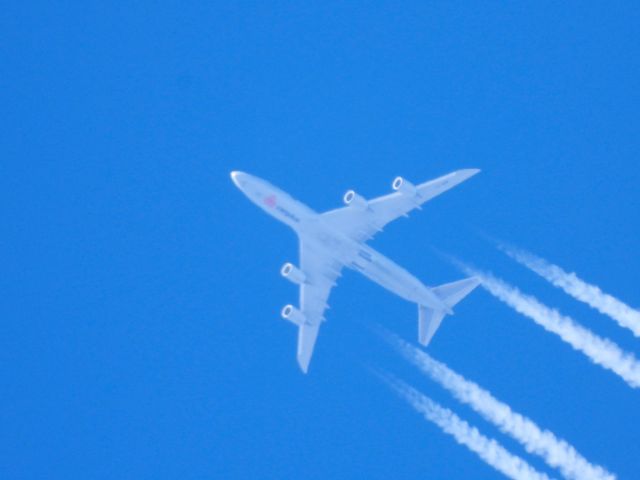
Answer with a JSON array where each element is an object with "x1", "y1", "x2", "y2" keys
[
  {"x1": 295, "y1": 238, "x2": 342, "y2": 373},
  {"x1": 320, "y1": 169, "x2": 480, "y2": 242}
]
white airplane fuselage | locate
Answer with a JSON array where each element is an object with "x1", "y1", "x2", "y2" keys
[{"x1": 231, "y1": 171, "x2": 450, "y2": 312}]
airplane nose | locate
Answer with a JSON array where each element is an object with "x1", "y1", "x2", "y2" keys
[{"x1": 230, "y1": 171, "x2": 246, "y2": 188}]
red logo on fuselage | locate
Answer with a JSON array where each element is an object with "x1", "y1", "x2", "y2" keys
[{"x1": 263, "y1": 195, "x2": 277, "y2": 208}]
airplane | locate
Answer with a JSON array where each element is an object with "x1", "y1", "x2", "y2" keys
[{"x1": 230, "y1": 169, "x2": 481, "y2": 373}]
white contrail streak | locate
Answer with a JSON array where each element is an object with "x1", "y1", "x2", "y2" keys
[
  {"x1": 458, "y1": 263, "x2": 640, "y2": 389},
  {"x1": 383, "y1": 375, "x2": 553, "y2": 480},
  {"x1": 386, "y1": 334, "x2": 614, "y2": 480},
  {"x1": 499, "y1": 244, "x2": 640, "y2": 338}
]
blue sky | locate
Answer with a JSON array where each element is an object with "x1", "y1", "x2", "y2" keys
[{"x1": 3, "y1": 2, "x2": 640, "y2": 479}]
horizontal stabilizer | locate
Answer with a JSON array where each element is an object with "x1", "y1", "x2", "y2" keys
[
  {"x1": 418, "y1": 276, "x2": 480, "y2": 346},
  {"x1": 433, "y1": 276, "x2": 481, "y2": 310},
  {"x1": 418, "y1": 306, "x2": 446, "y2": 346}
]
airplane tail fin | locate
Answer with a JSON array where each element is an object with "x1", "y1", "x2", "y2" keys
[{"x1": 418, "y1": 276, "x2": 480, "y2": 346}]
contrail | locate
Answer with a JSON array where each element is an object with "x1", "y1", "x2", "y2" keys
[
  {"x1": 458, "y1": 262, "x2": 640, "y2": 389},
  {"x1": 385, "y1": 333, "x2": 614, "y2": 480},
  {"x1": 382, "y1": 374, "x2": 553, "y2": 480},
  {"x1": 499, "y1": 244, "x2": 640, "y2": 338}
]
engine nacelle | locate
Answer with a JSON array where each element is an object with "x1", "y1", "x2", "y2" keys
[
  {"x1": 392, "y1": 176, "x2": 418, "y2": 196},
  {"x1": 281, "y1": 304, "x2": 306, "y2": 326},
  {"x1": 343, "y1": 189, "x2": 369, "y2": 210},
  {"x1": 280, "y1": 262, "x2": 306, "y2": 285}
]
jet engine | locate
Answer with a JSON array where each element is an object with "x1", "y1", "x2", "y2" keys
[
  {"x1": 280, "y1": 262, "x2": 306, "y2": 285},
  {"x1": 281, "y1": 304, "x2": 306, "y2": 326},
  {"x1": 392, "y1": 176, "x2": 418, "y2": 196},
  {"x1": 343, "y1": 190, "x2": 368, "y2": 210}
]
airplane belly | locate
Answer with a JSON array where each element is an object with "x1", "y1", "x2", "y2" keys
[
  {"x1": 299, "y1": 225, "x2": 359, "y2": 270},
  {"x1": 349, "y1": 250, "x2": 425, "y2": 303},
  {"x1": 306, "y1": 227, "x2": 441, "y2": 309}
]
